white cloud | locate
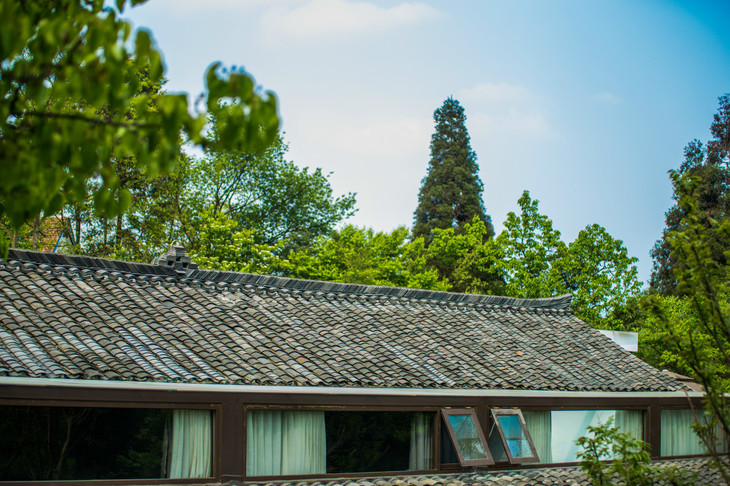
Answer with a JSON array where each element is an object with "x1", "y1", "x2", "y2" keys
[
  {"x1": 260, "y1": 0, "x2": 440, "y2": 41},
  {"x1": 283, "y1": 112, "x2": 432, "y2": 231},
  {"x1": 594, "y1": 91, "x2": 621, "y2": 104}
]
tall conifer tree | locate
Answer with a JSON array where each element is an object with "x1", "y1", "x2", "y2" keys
[
  {"x1": 649, "y1": 94, "x2": 730, "y2": 295},
  {"x1": 413, "y1": 97, "x2": 493, "y2": 242}
]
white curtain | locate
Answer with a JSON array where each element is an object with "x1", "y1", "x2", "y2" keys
[
  {"x1": 615, "y1": 410, "x2": 644, "y2": 441},
  {"x1": 169, "y1": 410, "x2": 212, "y2": 478},
  {"x1": 246, "y1": 411, "x2": 283, "y2": 476},
  {"x1": 247, "y1": 411, "x2": 326, "y2": 476},
  {"x1": 523, "y1": 411, "x2": 551, "y2": 463},
  {"x1": 408, "y1": 412, "x2": 433, "y2": 470},
  {"x1": 661, "y1": 409, "x2": 708, "y2": 456}
]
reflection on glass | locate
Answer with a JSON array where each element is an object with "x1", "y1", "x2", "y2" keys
[
  {"x1": 447, "y1": 414, "x2": 488, "y2": 460},
  {"x1": 497, "y1": 414, "x2": 533, "y2": 458}
]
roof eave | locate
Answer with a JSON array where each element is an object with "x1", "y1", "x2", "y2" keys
[{"x1": 0, "y1": 376, "x2": 703, "y2": 399}]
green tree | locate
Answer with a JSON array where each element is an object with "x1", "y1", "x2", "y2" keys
[
  {"x1": 61, "y1": 155, "x2": 188, "y2": 261},
  {"x1": 650, "y1": 95, "x2": 730, "y2": 295},
  {"x1": 495, "y1": 191, "x2": 566, "y2": 298},
  {"x1": 413, "y1": 97, "x2": 493, "y2": 242},
  {"x1": 0, "y1": 0, "x2": 279, "y2": 257},
  {"x1": 494, "y1": 191, "x2": 641, "y2": 327},
  {"x1": 635, "y1": 292, "x2": 730, "y2": 383},
  {"x1": 183, "y1": 133, "x2": 356, "y2": 254},
  {"x1": 188, "y1": 210, "x2": 286, "y2": 275},
  {"x1": 646, "y1": 170, "x2": 730, "y2": 482},
  {"x1": 576, "y1": 417, "x2": 693, "y2": 486},
  {"x1": 425, "y1": 216, "x2": 504, "y2": 294},
  {"x1": 285, "y1": 225, "x2": 445, "y2": 290},
  {"x1": 555, "y1": 224, "x2": 641, "y2": 328},
  {"x1": 54, "y1": 64, "x2": 189, "y2": 261},
  {"x1": 51, "y1": 131, "x2": 355, "y2": 264}
]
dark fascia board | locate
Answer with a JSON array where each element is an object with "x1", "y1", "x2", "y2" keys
[{"x1": 0, "y1": 378, "x2": 706, "y2": 413}]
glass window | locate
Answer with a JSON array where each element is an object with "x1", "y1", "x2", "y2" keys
[
  {"x1": 246, "y1": 411, "x2": 435, "y2": 476},
  {"x1": 488, "y1": 409, "x2": 539, "y2": 463},
  {"x1": 0, "y1": 406, "x2": 212, "y2": 481},
  {"x1": 440, "y1": 409, "x2": 493, "y2": 466},
  {"x1": 439, "y1": 420, "x2": 460, "y2": 465},
  {"x1": 522, "y1": 409, "x2": 644, "y2": 464},
  {"x1": 661, "y1": 409, "x2": 726, "y2": 456}
]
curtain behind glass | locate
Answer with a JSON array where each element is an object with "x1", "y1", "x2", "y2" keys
[
  {"x1": 169, "y1": 410, "x2": 212, "y2": 478},
  {"x1": 246, "y1": 411, "x2": 283, "y2": 475},
  {"x1": 615, "y1": 410, "x2": 644, "y2": 440},
  {"x1": 247, "y1": 411, "x2": 326, "y2": 476},
  {"x1": 523, "y1": 411, "x2": 551, "y2": 463},
  {"x1": 282, "y1": 411, "x2": 326, "y2": 475},
  {"x1": 408, "y1": 412, "x2": 433, "y2": 470},
  {"x1": 661, "y1": 409, "x2": 705, "y2": 456}
]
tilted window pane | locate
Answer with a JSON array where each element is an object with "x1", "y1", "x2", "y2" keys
[
  {"x1": 446, "y1": 414, "x2": 489, "y2": 461},
  {"x1": 487, "y1": 409, "x2": 538, "y2": 464},
  {"x1": 496, "y1": 414, "x2": 533, "y2": 458}
]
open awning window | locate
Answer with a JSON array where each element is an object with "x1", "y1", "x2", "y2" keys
[
  {"x1": 441, "y1": 408, "x2": 540, "y2": 467},
  {"x1": 440, "y1": 409, "x2": 494, "y2": 466},
  {"x1": 488, "y1": 408, "x2": 540, "y2": 464}
]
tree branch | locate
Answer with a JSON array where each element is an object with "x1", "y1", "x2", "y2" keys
[{"x1": 23, "y1": 110, "x2": 159, "y2": 130}]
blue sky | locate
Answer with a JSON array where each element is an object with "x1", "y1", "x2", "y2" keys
[{"x1": 123, "y1": 0, "x2": 730, "y2": 284}]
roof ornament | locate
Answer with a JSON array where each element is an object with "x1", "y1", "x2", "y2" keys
[{"x1": 151, "y1": 245, "x2": 199, "y2": 275}]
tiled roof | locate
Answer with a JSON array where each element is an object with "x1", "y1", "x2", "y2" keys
[
  {"x1": 0, "y1": 249, "x2": 683, "y2": 391},
  {"x1": 241, "y1": 458, "x2": 721, "y2": 486}
]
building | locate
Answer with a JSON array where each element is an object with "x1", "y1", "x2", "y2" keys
[{"x1": 0, "y1": 247, "x2": 719, "y2": 484}]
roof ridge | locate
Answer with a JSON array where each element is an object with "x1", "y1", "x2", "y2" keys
[
  {"x1": 3, "y1": 249, "x2": 573, "y2": 311},
  {"x1": 187, "y1": 268, "x2": 574, "y2": 311},
  {"x1": 6, "y1": 249, "x2": 177, "y2": 277}
]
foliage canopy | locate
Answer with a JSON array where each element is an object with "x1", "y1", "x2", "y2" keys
[
  {"x1": 495, "y1": 191, "x2": 640, "y2": 328},
  {"x1": 576, "y1": 417, "x2": 693, "y2": 486},
  {"x1": 644, "y1": 171, "x2": 730, "y2": 482},
  {"x1": 0, "y1": 0, "x2": 279, "y2": 256}
]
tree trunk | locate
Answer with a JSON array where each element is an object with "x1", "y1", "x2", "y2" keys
[{"x1": 32, "y1": 215, "x2": 41, "y2": 251}]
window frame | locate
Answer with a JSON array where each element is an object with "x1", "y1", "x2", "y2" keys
[
  {"x1": 489, "y1": 408, "x2": 540, "y2": 464},
  {"x1": 440, "y1": 408, "x2": 494, "y2": 467}
]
